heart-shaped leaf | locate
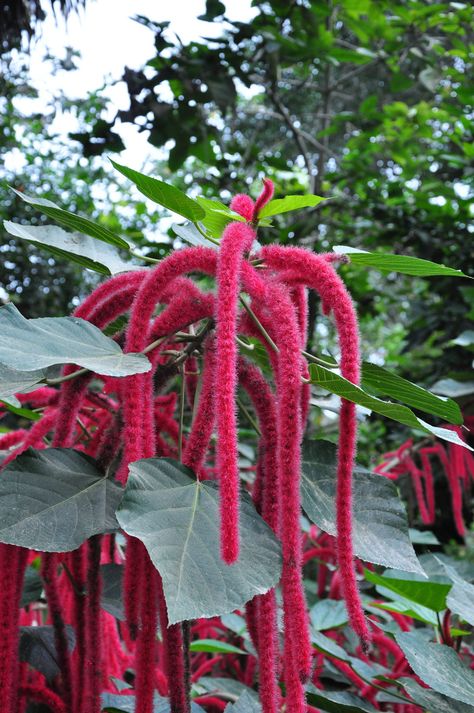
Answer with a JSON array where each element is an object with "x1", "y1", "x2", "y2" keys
[
  {"x1": 401, "y1": 678, "x2": 474, "y2": 713},
  {"x1": 0, "y1": 448, "x2": 123, "y2": 551},
  {"x1": 0, "y1": 362, "x2": 47, "y2": 407},
  {"x1": 0, "y1": 303, "x2": 150, "y2": 377},
  {"x1": 4, "y1": 221, "x2": 137, "y2": 276},
  {"x1": 301, "y1": 440, "x2": 422, "y2": 573},
  {"x1": 117, "y1": 458, "x2": 281, "y2": 624}
]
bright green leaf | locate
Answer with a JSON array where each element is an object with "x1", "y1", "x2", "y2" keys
[
  {"x1": 111, "y1": 160, "x2": 205, "y2": 222},
  {"x1": 309, "y1": 363, "x2": 472, "y2": 450},
  {"x1": 333, "y1": 246, "x2": 470, "y2": 278},
  {"x1": 258, "y1": 194, "x2": 326, "y2": 219},
  {"x1": 189, "y1": 639, "x2": 247, "y2": 655},
  {"x1": 365, "y1": 569, "x2": 450, "y2": 612}
]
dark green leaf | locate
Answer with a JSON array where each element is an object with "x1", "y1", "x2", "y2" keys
[
  {"x1": 0, "y1": 402, "x2": 41, "y2": 421},
  {"x1": 310, "y1": 599, "x2": 348, "y2": 631},
  {"x1": 189, "y1": 639, "x2": 247, "y2": 655},
  {"x1": 258, "y1": 194, "x2": 326, "y2": 219},
  {"x1": 110, "y1": 160, "x2": 205, "y2": 222},
  {"x1": 116, "y1": 458, "x2": 282, "y2": 624},
  {"x1": 4, "y1": 221, "x2": 137, "y2": 276},
  {"x1": 20, "y1": 566, "x2": 43, "y2": 607},
  {"x1": 301, "y1": 440, "x2": 422, "y2": 573},
  {"x1": 401, "y1": 678, "x2": 474, "y2": 713},
  {"x1": 101, "y1": 563, "x2": 125, "y2": 621},
  {"x1": 309, "y1": 364, "x2": 472, "y2": 450},
  {"x1": 333, "y1": 246, "x2": 470, "y2": 278},
  {"x1": 0, "y1": 303, "x2": 151, "y2": 377},
  {"x1": 197, "y1": 678, "x2": 259, "y2": 702},
  {"x1": 365, "y1": 570, "x2": 450, "y2": 612},
  {"x1": 396, "y1": 631, "x2": 474, "y2": 705},
  {"x1": 101, "y1": 693, "x2": 205, "y2": 712},
  {"x1": 362, "y1": 362, "x2": 462, "y2": 424},
  {"x1": 0, "y1": 363, "x2": 47, "y2": 408},
  {"x1": 11, "y1": 189, "x2": 129, "y2": 249},
  {"x1": 0, "y1": 449, "x2": 123, "y2": 551},
  {"x1": 440, "y1": 561, "x2": 474, "y2": 626},
  {"x1": 305, "y1": 686, "x2": 379, "y2": 713},
  {"x1": 225, "y1": 691, "x2": 261, "y2": 712},
  {"x1": 19, "y1": 625, "x2": 75, "y2": 681}
]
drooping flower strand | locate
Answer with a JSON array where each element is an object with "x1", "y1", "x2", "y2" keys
[
  {"x1": 0, "y1": 545, "x2": 28, "y2": 712},
  {"x1": 261, "y1": 244, "x2": 370, "y2": 648}
]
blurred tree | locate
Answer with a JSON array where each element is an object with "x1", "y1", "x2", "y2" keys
[{"x1": 1, "y1": 0, "x2": 86, "y2": 54}]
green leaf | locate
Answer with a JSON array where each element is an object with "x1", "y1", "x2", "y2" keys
[
  {"x1": 396, "y1": 631, "x2": 474, "y2": 706},
  {"x1": 370, "y1": 598, "x2": 438, "y2": 626},
  {"x1": 0, "y1": 401, "x2": 41, "y2": 421},
  {"x1": 309, "y1": 363, "x2": 473, "y2": 450},
  {"x1": 101, "y1": 563, "x2": 125, "y2": 621},
  {"x1": 4, "y1": 221, "x2": 137, "y2": 276},
  {"x1": 310, "y1": 599, "x2": 348, "y2": 631},
  {"x1": 258, "y1": 194, "x2": 326, "y2": 219},
  {"x1": 110, "y1": 160, "x2": 205, "y2": 222},
  {"x1": 0, "y1": 449, "x2": 123, "y2": 551},
  {"x1": 333, "y1": 246, "x2": 470, "y2": 278},
  {"x1": 409, "y1": 528, "x2": 440, "y2": 545},
  {"x1": 225, "y1": 691, "x2": 261, "y2": 712},
  {"x1": 116, "y1": 457, "x2": 281, "y2": 624},
  {"x1": 196, "y1": 196, "x2": 245, "y2": 238},
  {"x1": 431, "y1": 379, "x2": 474, "y2": 398},
  {"x1": 361, "y1": 362, "x2": 462, "y2": 424},
  {"x1": 0, "y1": 303, "x2": 151, "y2": 377},
  {"x1": 301, "y1": 440, "x2": 423, "y2": 573},
  {"x1": 197, "y1": 678, "x2": 259, "y2": 703},
  {"x1": 171, "y1": 222, "x2": 218, "y2": 249},
  {"x1": 189, "y1": 639, "x2": 247, "y2": 655},
  {"x1": 305, "y1": 686, "x2": 379, "y2": 713},
  {"x1": 311, "y1": 630, "x2": 376, "y2": 679},
  {"x1": 365, "y1": 570, "x2": 450, "y2": 612},
  {"x1": 439, "y1": 561, "x2": 474, "y2": 626},
  {"x1": 401, "y1": 678, "x2": 474, "y2": 713},
  {"x1": 11, "y1": 189, "x2": 129, "y2": 249},
  {"x1": 0, "y1": 363, "x2": 47, "y2": 408},
  {"x1": 19, "y1": 625, "x2": 75, "y2": 681}
]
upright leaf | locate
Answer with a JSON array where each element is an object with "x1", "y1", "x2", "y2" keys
[
  {"x1": 258, "y1": 194, "x2": 326, "y2": 219},
  {"x1": 0, "y1": 449, "x2": 123, "y2": 551},
  {"x1": 0, "y1": 303, "x2": 150, "y2": 377},
  {"x1": 117, "y1": 458, "x2": 281, "y2": 624},
  {"x1": 301, "y1": 440, "x2": 422, "y2": 573},
  {"x1": 111, "y1": 160, "x2": 205, "y2": 222}
]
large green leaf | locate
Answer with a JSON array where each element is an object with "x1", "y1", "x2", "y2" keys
[
  {"x1": 301, "y1": 440, "x2": 422, "y2": 573},
  {"x1": 365, "y1": 570, "x2": 450, "y2": 612},
  {"x1": 11, "y1": 189, "x2": 129, "y2": 249},
  {"x1": 101, "y1": 563, "x2": 125, "y2": 620},
  {"x1": 4, "y1": 221, "x2": 137, "y2": 276},
  {"x1": 0, "y1": 303, "x2": 150, "y2": 377},
  {"x1": 116, "y1": 458, "x2": 282, "y2": 624},
  {"x1": 333, "y1": 246, "x2": 470, "y2": 278},
  {"x1": 309, "y1": 364, "x2": 472, "y2": 450},
  {"x1": 0, "y1": 449, "x2": 123, "y2": 551},
  {"x1": 401, "y1": 678, "x2": 474, "y2": 713},
  {"x1": 258, "y1": 194, "x2": 326, "y2": 219},
  {"x1": 396, "y1": 631, "x2": 474, "y2": 706},
  {"x1": 361, "y1": 362, "x2": 462, "y2": 424},
  {"x1": 305, "y1": 687, "x2": 378, "y2": 713},
  {"x1": 20, "y1": 566, "x2": 43, "y2": 607},
  {"x1": 440, "y1": 561, "x2": 474, "y2": 626},
  {"x1": 111, "y1": 160, "x2": 205, "y2": 222},
  {"x1": 0, "y1": 362, "x2": 47, "y2": 407},
  {"x1": 196, "y1": 196, "x2": 245, "y2": 238}
]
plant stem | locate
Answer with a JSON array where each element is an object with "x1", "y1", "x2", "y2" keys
[
  {"x1": 178, "y1": 364, "x2": 186, "y2": 462},
  {"x1": 239, "y1": 294, "x2": 278, "y2": 352}
]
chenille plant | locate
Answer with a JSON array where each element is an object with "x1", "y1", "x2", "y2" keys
[{"x1": 0, "y1": 166, "x2": 472, "y2": 713}]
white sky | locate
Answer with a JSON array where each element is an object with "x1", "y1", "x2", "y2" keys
[{"x1": 11, "y1": 0, "x2": 256, "y2": 166}]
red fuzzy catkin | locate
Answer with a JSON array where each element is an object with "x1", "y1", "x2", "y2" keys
[
  {"x1": 81, "y1": 536, "x2": 103, "y2": 713},
  {"x1": 251, "y1": 178, "x2": 274, "y2": 224},
  {"x1": 19, "y1": 684, "x2": 66, "y2": 713},
  {"x1": 261, "y1": 244, "x2": 370, "y2": 649},
  {"x1": 215, "y1": 220, "x2": 256, "y2": 563}
]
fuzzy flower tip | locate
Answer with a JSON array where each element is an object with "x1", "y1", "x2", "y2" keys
[
  {"x1": 230, "y1": 194, "x2": 255, "y2": 221},
  {"x1": 252, "y1": 178, "x2": 274, "y2": 223}
]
